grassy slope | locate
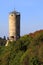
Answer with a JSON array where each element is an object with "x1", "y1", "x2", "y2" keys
[{"x1": 0, "y1": 30, "x2": 43, "y2": 65}]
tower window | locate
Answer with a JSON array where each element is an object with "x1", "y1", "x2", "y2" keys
[
  {"x1": 11, "y1": 15, "x2": 13, "y2": 16},
  {"x1": 10, "y1": 36, "x2": 14, "y2": 38}
]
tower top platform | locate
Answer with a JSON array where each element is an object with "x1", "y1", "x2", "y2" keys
[{"x1": 9, "y1": 10, "x2": 20, "y2": 15}]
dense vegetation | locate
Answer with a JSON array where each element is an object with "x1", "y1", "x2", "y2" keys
[
  {"x1": 0, "y1": 30, "x2": 43, "y2": 65},
  {"x1": 0, "y1": 36, "x2": 6, "y2": 46}
]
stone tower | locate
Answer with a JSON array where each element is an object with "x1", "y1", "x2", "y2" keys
[{"x1": 9, "y1": 10, "x2": 20, "y2": 41}]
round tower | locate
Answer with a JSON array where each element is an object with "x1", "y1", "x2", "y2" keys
[{"x1": 9, "y1": 10, "x2": 20, "y2": 41}]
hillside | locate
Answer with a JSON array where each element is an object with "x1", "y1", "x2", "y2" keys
[{"x1": 0, "y1": 30, "x2": 43, "y2": 65}]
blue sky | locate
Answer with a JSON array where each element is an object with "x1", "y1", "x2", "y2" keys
[{"x1": 0, "y1": 0, "x2": 43, "y2": 37}]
